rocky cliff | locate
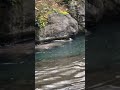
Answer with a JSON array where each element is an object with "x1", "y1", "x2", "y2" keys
[
  {"x1": 86, "y1": 0, "x2": 120, "y2": 27},
  {"x1": 0, "y1": 0, "x2": 35, "y2": 45},
  {"x1": 68, "y1": 0, "x2": 85, "y2": 32}
]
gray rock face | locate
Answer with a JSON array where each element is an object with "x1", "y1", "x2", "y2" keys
[
  {"x1": 38, "y1": 13, "x2": 79, "y2": 41},
  {"x1": 69, "y1": 0, "x2": 85, "y2": 32},
  {"x1": 86, "y1": 0, "x2": 120, "y2": 24}
]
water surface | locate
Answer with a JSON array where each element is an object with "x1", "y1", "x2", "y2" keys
[
  {"x1": 86, "y1": 22, "x2": 120, "y2": 90},
  {"x1": 35, "y1": 35, "x2": 85, "y2": 90},
  {"x1": 35, "y1": 35, "x2": 85, "y2": 60}
]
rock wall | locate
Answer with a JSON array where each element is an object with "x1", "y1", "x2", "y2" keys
[
  {"x1": 0, "y1": 0, "x2": 11, "y2": 34},
  {"x1": 0, "y1": 0, "x2": 35, "y2": 44},
  {"x1": 86, "y1": 0, "x2": 120, "y2": 26},
  {"x1": 68, "y1": 0, "x2": 85, "y2": 32}
]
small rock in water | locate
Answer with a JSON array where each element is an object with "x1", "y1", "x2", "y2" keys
[{"x1": 69, "y1": 38, "x2": 73, "y2": 41}]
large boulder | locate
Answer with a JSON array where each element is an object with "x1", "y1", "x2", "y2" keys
[{"x1": 38, "y1": 13, "x2": 80, "y2": 41}]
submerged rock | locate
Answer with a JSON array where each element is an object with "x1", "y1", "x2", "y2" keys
[
  {"x1": 35, "y1": 42, "x2": 63, "y2": 50},
  {"x1": 35, "y1": 38, "x2": 73, "y2": 51}
]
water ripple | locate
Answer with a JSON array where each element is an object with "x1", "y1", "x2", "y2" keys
[{"x1": 35, "y1": 56, "x2": 85, "y2": 90}]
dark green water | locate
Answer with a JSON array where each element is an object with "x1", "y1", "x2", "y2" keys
[
  {"x1": 86, "y1": 22, "x2": 120, "y2": 70},
  {"x1": 86, "y1": 22, "x2": 120, "y2": 90},
  {"x1": 0, "y1": 42, "x2": 34, "y2": 80},
  {"x1": 35, "y1": 35, "x2": 85, "y2": 60}
]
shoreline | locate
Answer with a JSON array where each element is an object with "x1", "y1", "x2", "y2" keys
[{"x1": 35, "y1": 32, "x2": 85, "y2": 45}]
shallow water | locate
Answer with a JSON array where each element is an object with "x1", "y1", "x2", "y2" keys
[
  {"x1": 35, "y1": 35, "x2": 85, "y2": 90},
  {"x1": 35, "y1": 36, "x2": 85, "y2": 60}
]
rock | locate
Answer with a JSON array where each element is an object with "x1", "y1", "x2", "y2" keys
[
  {"x1": 86, "y1": 0, "x2": 120, "y2": 26},
  {"x1": 68, "y1": 0, "x2": 85, "y2": 32},
  {"x1": 0, "y1": 0, "x2": 34, "y2": 44},
  {"x1": 86, "y1": 0, "x2": 104, "y2": 24},
  {"x1": 38, "y1": 13, "x2": 79, "y2": 41}
]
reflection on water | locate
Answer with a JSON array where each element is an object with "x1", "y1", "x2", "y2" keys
[
  {"x1": 35, "y1": 35, "x2": 85, "y2": 90},
  {"x1": 86, "y1": 68, "x2": 120, "y2": 90},
  {"x1": 93, "y1": 86, "x2": 120, "y2": 90},
  {"x1": 0, "y1": 42, "x2": 34, "y2": 90},
  {"x1": 0, "y1": 42, "x2": 34, "y2": 80},
  {"x1": 35, "y1": 56, "x2": 85, "y2": 90},
  {"x1": 86, "y1": 22, "x2": 120, "y2": 90}
]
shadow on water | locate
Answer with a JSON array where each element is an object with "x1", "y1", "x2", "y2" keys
[
  {"x1": 86, "y1": 21, "x2": 120, "y2": 89},
  {"x1": 0, "y1": 54, "x2": 34, "y2": 80},
  {"x1": 0, "y1": 42, "x2": 34, "y2": 90}
]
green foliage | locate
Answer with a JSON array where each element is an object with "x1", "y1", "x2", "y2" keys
[
  {"x1": 37, "y1": 15, "x2": 48, "y2": 28},
  {"x1": 59, "y1": 10, "x2": 69, "y2": 15},
  {"x1": 36, "y1": 0, "x2": 69, "y2": 28},
  {"x1": 36, "y1": 10, "x2": 69, "y2": 28}
]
